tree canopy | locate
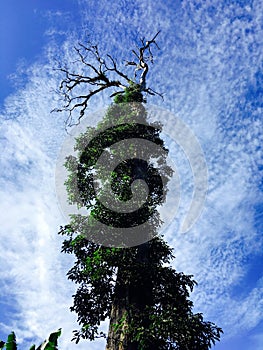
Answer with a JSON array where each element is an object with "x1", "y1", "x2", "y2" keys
[{"x1": 57, "y1": 32, "x2": 223, "y2": 349}]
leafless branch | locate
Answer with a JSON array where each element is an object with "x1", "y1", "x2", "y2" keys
[
  {"x1": 126, "y1": 30, "x2": 161, "y2": 90},
  {"x1": 53, "y1": 31, "x2": 162, "y2": 126}
]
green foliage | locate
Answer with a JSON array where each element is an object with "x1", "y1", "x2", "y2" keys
[
  {"x1": 58, "y1": 45, "x2": 222, "y2": 349},
  {"x1": 59, "y1": 99, "x2": 223, "y2": 348},
  {"x1": 0, "y1": 330, "x2": 61, "y2": 350},
  {"x1": 60, "y1": 216, "x2": 223, "y2": 348},
  {"x1": 5, "y1": 332, "x2": 16, "y2": 350},
  {"x1": 113, "y1": 82, "x2": 145, "y2": 104}
]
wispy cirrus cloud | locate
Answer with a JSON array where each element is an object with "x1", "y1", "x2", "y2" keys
[{"x1": 0, "y1": 1, "x2": 262, "y2": 350}]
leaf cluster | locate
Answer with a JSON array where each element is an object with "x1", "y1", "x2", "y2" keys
[
  {"x1": 59, "y1": 220, "x2": 223, "y2": 348},
  {"x1": 0, "y1": 330, "x2": 61, "y2": 350},
  {"x1": 56, "y1": 33, "x2": 223, "y2": 348}
]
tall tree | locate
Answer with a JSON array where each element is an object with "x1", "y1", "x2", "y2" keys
[{"x1": 56, "y1": 33, "x2": 223, "y2": 349}]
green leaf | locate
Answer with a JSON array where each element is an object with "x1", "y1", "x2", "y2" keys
[
  {"x1": 36, "y1": 329, "x2": 61, "y2": 350},
  {"x1": 5, "y1": 332, "x2": 17, "y2": 350}
]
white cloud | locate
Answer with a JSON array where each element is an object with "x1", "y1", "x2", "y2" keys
[
  {"x1": 0, "y1": 64, "x2": 102, "y2": 349},
  {"x1": 0, "y1": 0, "x2": 262, "y2": 349}
]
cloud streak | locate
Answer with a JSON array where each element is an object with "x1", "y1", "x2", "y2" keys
[{"x1": 0, "y1": 0, "x2": 262, "y2": 349}]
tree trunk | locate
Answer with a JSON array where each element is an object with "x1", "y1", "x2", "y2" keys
[
  {"x1": 106, "y1": 243, "x2": 152, "y2": 350},
  {"x1": 105, "y1": 260, "x2": 132, "y2": 350},
  {"x1": 106, "y1": 155, "x2": 154, "y2": 350}
]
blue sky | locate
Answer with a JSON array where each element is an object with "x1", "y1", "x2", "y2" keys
[
  {"x1": 0, "y1": 1, "x2": 75, "y2": 100},
  {"x1": 0, "y1": 0, "x2": 262, "y2": 349}
]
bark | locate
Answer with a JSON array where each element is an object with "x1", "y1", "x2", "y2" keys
[
  {"x1": 106, "y1": 243, "x2": 153, "y2": 350},
  {"x1": 105, "y1": 261, "x2": 131, "y2": 350}
]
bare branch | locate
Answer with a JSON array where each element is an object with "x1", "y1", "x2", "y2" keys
[
  {"x1": 145, "y1": 87, "x2": 164, "y2": 100},
  {"x1": 136, "y1": 30, "x2": 161, "y2": 90},
  {"x1": 53, "y1": 31, "x2": 162, "y2": 126},
  {"x1": 105, "y1": 54, "x2": 131, "y2": 82},
  {"x1": 110, "y1": 90, "x2": 125, "y2": 98}
]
